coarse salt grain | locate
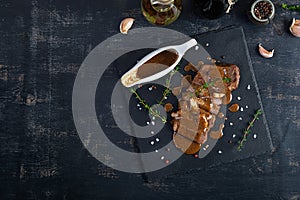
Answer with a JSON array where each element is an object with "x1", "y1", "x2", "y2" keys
[
  {"x1": 232, "y1": 134, "x2": 236, "y2": 138},
  {"x1": 229, "y1": 122, "x2": 234, "y2": 126},
  {"x1": 146, "y1": 121, "x2": 150, "y2": 125},
  {"x1": 156, "y1": 138, "x2": 160, "y2": 142},
  {"x1": 246, "y1": 105, "x2": 249, "y2": 109},
  {"x1": 237, "y1": 96, "x2": 241, "y2": 101},
  {"x1": 206, "y1": 43, "x2": 209, "y2": 47},
  {"x1": 148, "y1": 87, "x2": 153, "y2": 91},
  {"x1": 160, "y1": 156, "x2": 165, "y2": 160},
  {"x1": 253, "y1": 134, "x2": 257, "y2": 139},
  {"x1": 139, "y1": 108, "x2": 142, "y2": 111},
  {"x1": 203, "y1": 148, "x2": 207, "y2": 151},
  {"x1": 240, "y1": 107, "x2": 244, "y2": 112},
  {"x1": 247, "y1": 85, "x2": 251, "y2": 90},
  {"x1": 195, "y1": 46, "x2": 199, "y2": 51},
  {"x1": 239, "y1": 117, "x2": 243, "y2": 121},
  {"x1": 151, "y1": 121, "x2": 155, "y2": 126},
  {"x1": 150, "y1": 141, "x2": 154, "y2": 145},
  {"x1": 218, "y1": 150, "x2": 222, "y2": 154},
  {"x1": 152, "y1": 116, "x2": 156, "y2": 120},
  {"x1": 137, "y1": 104, "x2": 140, "y2": 107},
  {"x1": 155, "y1": 150, "x2": 158, "y2": 153},
  {"x1": 150, "y1": 131, "x2": 155, "y2": 135}
]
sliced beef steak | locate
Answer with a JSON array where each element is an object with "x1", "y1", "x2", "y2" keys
[{"x1": 172, "y1": 64, "x2": 240, "y2": 154}]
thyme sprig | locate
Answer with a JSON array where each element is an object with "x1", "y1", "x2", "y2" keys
[
  {"x1": 130, "y1": 65, "x2": 180, "y2": 124},
  {"x1": 237, "y1": 109, "x2": 263, "y2": 151},
  {"x1": 194, "y1": 77, "x2": 231, "y2": 96},
  {"x1": 130, "y1": 88, "x2": 167, "y2": 123},
  {"x1": 157, "y1": 65, "x2": 180, "y2": 105},
  {"x1": 282, "y1": 3, "x2": 300, "y2": 11}
]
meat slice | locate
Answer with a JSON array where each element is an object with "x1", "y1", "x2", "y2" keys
[
  {"x1": 173, "y1": 133, "x2": 201, "y2": 155},
  {"x1": 172, "y1": 64, "x2": 240, "y2": 154},
  {"x1": 198, "y1": 64, "x2": 240, "y2": 91}
]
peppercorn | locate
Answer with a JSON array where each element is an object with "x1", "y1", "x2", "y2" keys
[{"x1": 254, "y1": 1, "x2": 273, "y2": 20}]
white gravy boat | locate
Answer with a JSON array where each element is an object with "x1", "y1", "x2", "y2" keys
[{"x1": 121, "y1": 39, "x2": 197, "y2": 88}]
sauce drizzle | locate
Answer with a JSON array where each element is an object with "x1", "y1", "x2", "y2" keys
[{"x1": 136, "y1": 50, "x2": 178, "y2": 79}]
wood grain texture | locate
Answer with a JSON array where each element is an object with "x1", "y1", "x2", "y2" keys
[{"x1": 0, "y1": 0, "x2": 299, "y2": 199}]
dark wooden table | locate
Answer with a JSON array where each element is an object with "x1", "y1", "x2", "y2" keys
[{"x1": 1, "y1": 0, "x2": 299, "y2": 199}]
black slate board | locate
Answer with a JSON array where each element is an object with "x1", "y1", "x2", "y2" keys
[{"x1": 95, "y1": 27, "x2": 273, "y2": 179}]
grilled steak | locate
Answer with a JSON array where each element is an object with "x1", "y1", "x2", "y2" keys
[{"x1": 172, "y1": 64, "x2": 240, "y2": 154}]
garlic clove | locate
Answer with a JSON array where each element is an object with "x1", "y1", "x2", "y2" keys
[
  {"x1": 258, "y1": 43, "x2": 274, "y2": 58},
  {"x1": 290, "y1": 18, "x2": 300, "y2": 38},
  {"x1": 119, "y1": 18, "x2": 135, "y2": 34}
]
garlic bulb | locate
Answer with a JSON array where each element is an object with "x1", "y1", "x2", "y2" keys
[
  {"x1": 119, "y1": 18, "x2": 135, "y2": 34},
  {"x1": 290, "y1": 18, "x2": 300, "y2": 37},
  {"x1": 258, "y1": 43, "x2": 274, "y2": 58}
]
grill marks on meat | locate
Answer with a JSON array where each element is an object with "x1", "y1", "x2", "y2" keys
[{"x1": 172, "y1": 64, "x2": 240, "y2": 154}]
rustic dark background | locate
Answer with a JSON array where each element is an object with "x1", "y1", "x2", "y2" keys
[{"x1": 0, "y1": 0, "x2": 299, "y2": 199}]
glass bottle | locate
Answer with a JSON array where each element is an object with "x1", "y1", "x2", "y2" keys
[{"x1": 141, "y1": 0, "x2": 183, "y2": 26}]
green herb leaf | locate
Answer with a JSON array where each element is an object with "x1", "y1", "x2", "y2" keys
[
  {"x1": 223, "y1": 77, "x2": 232, "y2": 83},
  {"x1": 203, "y1": 81, "x2": 215, "y2": 89},
  {"x1": 282, "y1": 3, "x2": 300, "y2": 11}
]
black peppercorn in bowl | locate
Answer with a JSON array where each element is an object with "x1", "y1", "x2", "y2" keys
[{"x1": 249, "y1": 0, "x2": 275, "y2": 24}]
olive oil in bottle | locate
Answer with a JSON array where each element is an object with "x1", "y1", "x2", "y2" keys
[{"x1": 141, "y1": 0, "x2": 182, "y2": 26}]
